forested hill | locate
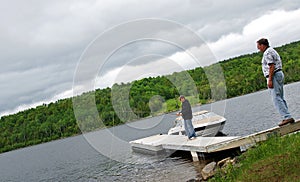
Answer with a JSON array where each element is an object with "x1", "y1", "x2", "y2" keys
[{"x1": 1, "y1": 40, "x2": 300, "y2": 153}]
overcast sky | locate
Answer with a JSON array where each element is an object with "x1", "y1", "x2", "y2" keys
[{"x1": 1, "y1": 0, "x2": 300, "y2": 117}]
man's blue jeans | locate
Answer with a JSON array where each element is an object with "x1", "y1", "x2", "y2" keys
[
  {"x1": 184, "y1": 119, "x2": 196, "y2": 138},
  {"x1": 268, "y1": 71, "x2": 292, "y2": 120}
]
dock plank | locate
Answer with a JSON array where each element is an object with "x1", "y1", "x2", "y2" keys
[
  {"x1": 207, "y1": 119, "x2": 300, "y2": 153},
  {"x1": 130, "y1": 119, "x2": 300, "y2": 155},
  {"x1": 130, "y1": 135, "x2": 238, "y2": 153}
]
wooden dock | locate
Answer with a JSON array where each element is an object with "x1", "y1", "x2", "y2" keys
[{"x1": 130, "y1": 119, "x2": 300, "y2": 161}]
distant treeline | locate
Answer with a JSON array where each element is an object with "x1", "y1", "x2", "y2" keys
[{"x1": 1, "y1": 40, "x2": 300, "y2": 153}]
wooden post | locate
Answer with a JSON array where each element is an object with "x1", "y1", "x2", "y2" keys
[{"x1": 191, "y1": 151, "x2": 199, "y2": 162}]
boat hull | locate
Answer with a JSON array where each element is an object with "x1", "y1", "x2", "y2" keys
[{"x1": 167, "y1": 111, "x2": 226, "y2": 137}]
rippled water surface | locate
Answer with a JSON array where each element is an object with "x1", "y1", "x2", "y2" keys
[{"x1": 0, "y1": 82, "x2": 299, "y2": 182}]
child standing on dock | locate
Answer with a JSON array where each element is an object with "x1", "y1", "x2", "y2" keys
[{"x1": 177, "y1": 95, "x2": 197, "y2": 140}]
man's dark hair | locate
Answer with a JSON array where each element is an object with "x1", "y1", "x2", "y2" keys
[{"x1": 257, "y1": 38, "x2": 269, "y2": 47}]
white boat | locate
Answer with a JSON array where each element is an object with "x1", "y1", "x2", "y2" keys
[{"x1": 167, "y1": 110, "x2": 226, "y2": 137}]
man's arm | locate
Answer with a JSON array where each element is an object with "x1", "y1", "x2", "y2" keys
[
  {"x1": 177, "y1": 101, "x2": 188, "y2": 116},
  {"x1": 268, "y1": 63, "x2": 275, "y2": 88}
]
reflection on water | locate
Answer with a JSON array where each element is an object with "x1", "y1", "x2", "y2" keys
[{"x1": 0, "y1": 82, "x2": 299, "y2": 181}]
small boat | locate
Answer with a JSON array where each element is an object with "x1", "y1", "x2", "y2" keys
[{"x1": 167, "y1": 110, "x2": 226, "y2": 137}]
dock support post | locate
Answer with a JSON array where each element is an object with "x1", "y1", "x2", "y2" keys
[{"x1": 191, "y1": 151, "x2": 199, "y2": 162}]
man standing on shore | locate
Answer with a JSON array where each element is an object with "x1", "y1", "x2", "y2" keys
[
  {"x1": 177, "y1": 95, "x2": 197, "y2": 139},
  {"x1": 257, "y1": 38, "x2": 294, "y2": 127}
]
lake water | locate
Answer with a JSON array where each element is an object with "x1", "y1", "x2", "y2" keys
[{"x1": 0, "y1": 82, "x2": 299, "y2": 182}]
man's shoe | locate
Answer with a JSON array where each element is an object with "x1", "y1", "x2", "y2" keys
[{"x1": 278, "y1": 118, "x2": 295, "y2": 127}]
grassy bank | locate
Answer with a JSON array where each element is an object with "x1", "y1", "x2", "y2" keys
[{"x1": 210, "y1": 132, "x2": 300, "y2": 182}]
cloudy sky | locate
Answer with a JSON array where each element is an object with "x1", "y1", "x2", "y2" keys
[{"x1": 1, "y1": 0, "x2": 300, "y2": 117}]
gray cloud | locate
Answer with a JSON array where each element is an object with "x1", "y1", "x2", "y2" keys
[{"x1": 1, "y1": 0, "x2": 300, "y2": 115}]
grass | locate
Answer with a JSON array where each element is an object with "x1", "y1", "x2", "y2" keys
[{"x1": 210, "y1": 132, "x2": 300, "y2": 182}]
